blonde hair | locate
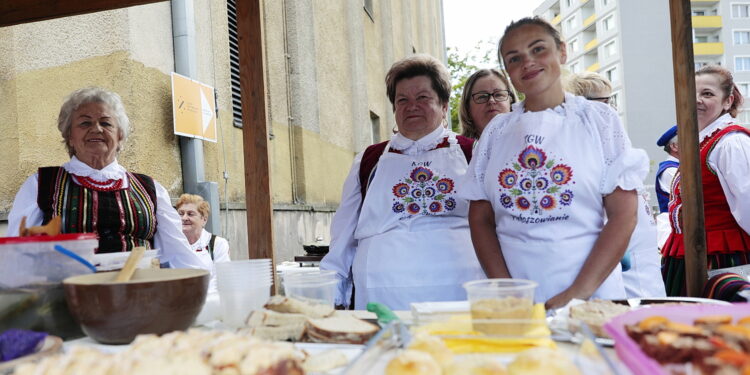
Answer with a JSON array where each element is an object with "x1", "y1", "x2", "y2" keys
[
  {"x1": 565, "y1": 72, "x2": 612, "y2": 98},
  {"x1": 176, "y1": 194, "x2": 210, "y2": 218}
]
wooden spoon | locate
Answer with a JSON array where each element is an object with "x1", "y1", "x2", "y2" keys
[{"x1": 114, "y1": 246, "x2": 146, "y2": 282}]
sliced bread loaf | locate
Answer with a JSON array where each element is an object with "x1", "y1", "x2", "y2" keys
[
  {"x1": 264, "y1": 296, "x2": 334, "y2": 318},
  {"x1": 306, "y1": 315, "x2": 379, "y2": 345}
]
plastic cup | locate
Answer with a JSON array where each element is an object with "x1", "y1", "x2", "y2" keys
[
  {"x1": 215, "y1": 260, "x2": 273, "y2": 327},
  {"x1": 283, "y1": 270, "x2": 337, "y2": 308},
  {"x1": 219, "y1": 285, "x2": 270, "y2": 327},
  {"x1": 463, "y1": 278, "x2": 538, "y2": 336}
]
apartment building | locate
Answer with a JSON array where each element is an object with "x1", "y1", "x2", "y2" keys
[
  {"x1": 693, "y1": 0, "x2": 750, "y2": 124},
  {"x1": 534, "y1": 0, "x2": 677, "y2": 204}
]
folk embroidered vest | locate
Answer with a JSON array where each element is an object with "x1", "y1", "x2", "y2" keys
[
  {"x1": 663, "y1": 125, "x2": 750, "y2": 257},
  {"x1": 37, "y1": 167, "x2": 158, "y2": 253}
]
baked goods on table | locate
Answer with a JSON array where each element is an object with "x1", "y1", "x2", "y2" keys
[
  {"x1": 625, "y1": 314, "x2": 750, "y2": 374},
  {"x1": 243, "y1": 296, "x2": 379, "y2": 344},
  {"x1": 506, "y1": 347, "x2": 581, "y2": 375},
  {"x1": 12, "y1": 330, "x2": 306, "y2": 375},
  {"x1": 568, "y1": 299, "x2": 630, "y2": 338}
]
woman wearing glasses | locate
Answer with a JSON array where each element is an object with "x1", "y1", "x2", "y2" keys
[
  {"x1": 459, "y1": 69, "x2": 516, "y2": 139},
  {"x1": 321, "y1": 55, "x2": 485, "y2": 310},
  {"x1": 566, "y1": 72, "x2": 666, "y2": 299}
]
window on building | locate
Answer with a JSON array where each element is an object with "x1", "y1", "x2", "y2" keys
[
  {"x1": 732, "y1": 4, "x2": 750, "y2": 18},
  {"x1": 736, "y1": 56, "x2": 750, "y2": 71},
  {"x1": 610, "y1": 91, "x2": 620, "y2": 110},
  {"x1": 569, "y1": 61, "x2": 580, "y2": 73},
  {"x1": 737, "y1": 82, "x2": 750, "y2": 97},
  {"x1": 693, "y1": 10, "x2": 706, "y2": 16},
  {"x1": 737, "y1": 111, "x2": 750, "y2": 126},
  {"x1": 603, "y1": 14, "x2": 615, "y2": 31},
  {"x1": 735, "y1": 30, "x2": 750, "y2": 45},
  {"x1": 565, "y1": 0, "x2": 573, "y2": 8},
  {"x1": 605, "y1": 65, "x2": 619, "y2": 84},
  {"x1": 694, "y1": 35, "x2": 709, "y2": 43},
  {"x1": 566, "y1": 14, "x2": 578, "y2": 32},
  {"x1": 695, "y1": 61, "x2": 707, "y2": 70},
  {"x1": 602, "y1": 0, "x2": 611, "y2": 6},
  {"x1": 364, "y1": 0, "x2": 374, "y2": 21},
  {"x1": 569, "y1": 38, "x2": 579, "y2": 54},
  {"x1": 370, "y1": 111, "x2": 380, "y2": 144},
  {"x1": 604, "y1": 40, "x2": 617, "y2": 57},
  {"x1": 227, "y1": 0, "x2": 243, "y2": 128}
]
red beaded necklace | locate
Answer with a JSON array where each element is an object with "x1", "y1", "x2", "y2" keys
[{"x1": 74, "y1": 175, "x2": 124, "y2": 192}]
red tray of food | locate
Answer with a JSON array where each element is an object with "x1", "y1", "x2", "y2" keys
[{"x1": 604, "y1": 303, "x2": 750, "y2": 375}]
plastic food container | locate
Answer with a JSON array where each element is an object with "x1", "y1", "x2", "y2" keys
[
  {"x1": 216, "y1": 259, "x2": 273, "y2": 327},
  {"x1": 463, "y1": 279, "x2": 538, "y2": 336},
  {"x1": 0, "y1": 233, "x2": 98, "y2": 288},
  {"x1": 283, "y1": 270, "x2": 338, "y2": 308}
]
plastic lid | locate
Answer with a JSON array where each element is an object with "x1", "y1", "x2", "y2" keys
[{"x1": 0, "y1": 232, "x2": 98, "y2": 244}]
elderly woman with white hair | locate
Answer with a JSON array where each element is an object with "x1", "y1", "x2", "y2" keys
[{"x1": 7, "y1": 87, "x2": 203, "y2": 269}]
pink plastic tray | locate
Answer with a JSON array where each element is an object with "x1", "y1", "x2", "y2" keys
[{"x1": 603, "y1": 303, "x2": 750, "y2": 375}]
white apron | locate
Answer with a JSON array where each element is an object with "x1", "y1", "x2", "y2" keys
[
  {"x1": 352, "y1": 133, "x2": 486, "y2": 310},
  {"x1": 485, "y1": 108, "x2": 625, "y2": 303}
]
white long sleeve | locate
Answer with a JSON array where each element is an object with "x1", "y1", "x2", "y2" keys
[
  {"x1": 319, "y1": 152, "x2": 364, "y2": 307},
  {"x1": 708, "y1": 132, "x2": 750, "y2": 233}
]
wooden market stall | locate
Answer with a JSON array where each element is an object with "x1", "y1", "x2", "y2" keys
[{"x1": 0, "y1": 0, "x2": 706, "y2": 296}]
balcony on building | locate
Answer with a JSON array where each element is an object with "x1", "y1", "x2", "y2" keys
[
  {"x1": 586, "y1": 62, "x2": 600, "y2": 72},
  {"x1": 692, "y1": 15, "x2": 722, "y2": 31},
  {"x1": 693, "y1": 42, "x2": 724, "y2": 57},
  {"x1": 690, "y1": 0, "x2": 719, "y2": 4}
]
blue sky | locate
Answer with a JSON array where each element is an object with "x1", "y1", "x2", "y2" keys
[{"x1": 443, "y1": 1, "x2": 543, "y2": 68}]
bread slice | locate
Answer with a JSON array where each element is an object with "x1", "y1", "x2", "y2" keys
[
  {"x1": 305, "y1": 315, "x2": 379, "y2": 345},
  {"x1": 264, "y1": 296, "x2": 334, "y2": 318},
  {"x1": 569, "y1": 299, "x2": 630, "y2": 338},
  {"x1": 244, "y1": 325, "x2": 307, "y2": 342},
  {"x1": 246, "y1": 309, "x2": 308, "y2": 328}
]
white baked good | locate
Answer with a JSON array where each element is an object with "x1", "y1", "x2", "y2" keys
[
  {"x1": 263, "y1": 296, "x2": 334, "y2": 318},
  {"x1": 507, "y1": 347, "x2": 581, "y2": 375},
  {"x1": 385, "y1": 350, "x2": 442, "y2": 375},
  {"x1": 444, "y1": 354, "x2": 507, "y2": 375},
  {"x1": 407, "y1": 332, "x2": 454, "y2": 368},
  {"x1": 569, "y1": 299, "x2": 630, "y2": 338},
  {"x1": 302, "y1": 349, "x2": 349, "y2": 372}
]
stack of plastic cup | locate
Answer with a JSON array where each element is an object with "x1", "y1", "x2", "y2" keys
[
  {"x1": 216, "y1": 259, "x2": 273, "y2": 327},
  {"x1": 282, "y1": 270, "x2": 338, "y2": 308}
]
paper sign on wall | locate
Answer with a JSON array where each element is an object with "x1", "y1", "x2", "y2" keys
[{"x1": 171, "y1": 72, "x2": 217, "y2": 142}]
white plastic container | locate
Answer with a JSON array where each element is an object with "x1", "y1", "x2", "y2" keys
[
  {"x1": 283, "y1": 270, "x2": 337, "y2": 308},
  {"x1": 0, "y1": 233, "x2": 98, "y2": 288},
  {"x1": 215, "y1": 259, "x2": 273, "y2": 327}
]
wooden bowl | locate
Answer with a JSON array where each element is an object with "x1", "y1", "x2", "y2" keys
[{"x1": 62, "y1": 268, "x2": 209, "y2": 344}]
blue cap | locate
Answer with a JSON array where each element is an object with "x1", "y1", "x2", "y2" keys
[{"x1": 657, "y1": 125, "x2": 678, "y2": 147}]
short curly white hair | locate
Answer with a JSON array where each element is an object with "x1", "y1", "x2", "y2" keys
[{"x1": 57, "y1": 87, "x2": 130, "y2": 157}]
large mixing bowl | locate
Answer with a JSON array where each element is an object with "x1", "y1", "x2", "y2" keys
[{"x1": 63, "y1": 268, "x2": 209, "y2": 344}]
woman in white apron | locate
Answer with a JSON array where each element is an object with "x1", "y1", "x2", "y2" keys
[
  {"x1": 321, "y1": 55, "x2": 485, "y2": 310},
  {"x1": 565, "y1": 72, "x2": 666, "y2": 298},
  {"x1": 461, "y1": 18, "x2": 649, "y2": 309}
]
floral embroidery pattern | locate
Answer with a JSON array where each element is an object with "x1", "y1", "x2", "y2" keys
[
  {"x1": 392, "y1": 166, "x2": 457, "y2": 217},
  {"x1": 498, "y1": 145, "x2": 575, "y2": 215}
]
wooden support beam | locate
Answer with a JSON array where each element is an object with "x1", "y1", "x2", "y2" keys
[
  {"x1": 669, "y1": 0, "x2": 707, "y2": 296},
  {"x1": 0, "y1": 0, "x2": 162, "y2": 27},
  {"x1": 237, "y1": 0, "x2": 276, "y2": 287}
]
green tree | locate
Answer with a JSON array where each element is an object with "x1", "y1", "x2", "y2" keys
[{"x1": 446, "y1": 41, "x2": 496, "y2": 133}]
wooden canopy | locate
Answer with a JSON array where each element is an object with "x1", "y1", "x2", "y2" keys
[{"x1": 0, "y1": 0, "x2": 707, "y2": 296}]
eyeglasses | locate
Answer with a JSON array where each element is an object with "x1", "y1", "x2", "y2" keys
[{"x1": 471, "y1": 90, "x2": 511, "y2": 104}]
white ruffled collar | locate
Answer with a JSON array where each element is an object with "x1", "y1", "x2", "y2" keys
[
  {"x1": 699, "y1": 113, "x2": 735, "y2": 143},
  {"x1": 62, "y1": 156, "x2": 128, "y2": 181},
  {"x1": 389, "y1": 126, "x2": 449, "y2": 155}
]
